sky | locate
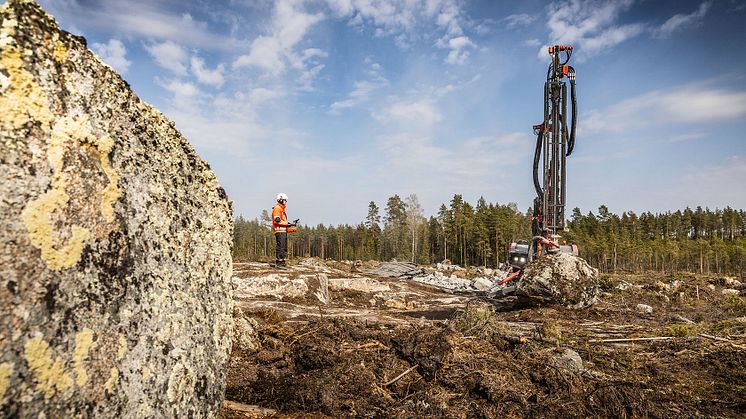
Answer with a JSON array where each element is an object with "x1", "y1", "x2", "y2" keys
[{"x1": 37, "y1": 0, "x2": 746, "y2": 225}]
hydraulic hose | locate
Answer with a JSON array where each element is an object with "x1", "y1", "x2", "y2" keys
[
  {"x1": 567, "y1": 79, "x2": 577, "y2": 156},
  {"x1": 533, "y1": 130, "x2": 543, "y2": 199}
]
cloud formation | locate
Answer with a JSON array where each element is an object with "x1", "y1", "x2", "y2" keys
[
  {"x1": 92, "y1": 39, "x2": 131, "y2": 73},
  {"x1": 191, "y1": 56, "x2": 225, "y2": 87},
  {"x1": 145, "y1": 40, "x2": 188, "y2": 75},
  {"x1": 655, "y1": 1, "x2": 712, "y2": 38},
  {"x1": 584, "y1": 85, "x2": 746, "y2": 133},
  {"x1": 542, "y1": 0, "x2": 644, "y2": 59}
]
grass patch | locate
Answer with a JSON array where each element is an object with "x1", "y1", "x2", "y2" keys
[
  {"x1": 721, "y1": 294, "x2": 745, "y2": 307},
  {"x1": 663, "y1": 322, "x2": 701, "y2": 337}
]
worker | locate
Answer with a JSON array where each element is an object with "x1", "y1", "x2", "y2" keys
[{"x1": 272, "y1": 193, "x2": 298, "y2": 267}]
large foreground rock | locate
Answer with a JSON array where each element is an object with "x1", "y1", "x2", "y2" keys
[
  {"x1": 515, "y1": 253, "x2": 600, "y2": 309},
  {"x1": 0, "y1": 1, "x2": 233, "y2": 417}
]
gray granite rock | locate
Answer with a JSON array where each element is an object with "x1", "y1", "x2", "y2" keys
[
  {"x1": 515, "y1": 253, "x2": 600, "y2": 309},
  {"x1": 0, "y1": 1, "x2": 233, "y2": 417}
]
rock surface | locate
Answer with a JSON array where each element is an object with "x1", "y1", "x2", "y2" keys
[
  {"x1": 366, "y1": 261, "x2": 424, "y2": 279},
  {"x1": 636, "y1": 304, "x2": 653, "y2": 315},
  {"x1": 515, "y1": 253, "x2": 601, "y2": 309},
  {"x1": 0, "y1": 1, "x2": 233, "y2": 417}
]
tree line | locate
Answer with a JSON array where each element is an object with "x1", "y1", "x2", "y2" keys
[{"x1": 233, "y1": 195, "x2": 746, "y2": 275}]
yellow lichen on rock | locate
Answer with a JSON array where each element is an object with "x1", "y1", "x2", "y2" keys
[
  {"x1": 117, "y1": 335, "x2": 127, "y2": 360},
  {"x1": 53, "y1": 39, "x2": 67, "y2": 62},
  {"x1": 104, "y1": 368, "x2": 118, "y2": 394},
  {"x1": 0, "y1": 45, "x2": 55, "y2": 130},
  {"x1": 142, "y1": 366, "x2": 152, "y2": 381},
  {"x1": 0, "y1": 362, "x2": 12, "y2": 402},
  {"x1": 73, "y1": 328, "x2": 94, "y2": 387},
  {"x1": 24, "y1": 338, "x2": 73, "y2": 399},
  {"x1": 22, "y1": 114, "x2": 122, "y2": 270}
]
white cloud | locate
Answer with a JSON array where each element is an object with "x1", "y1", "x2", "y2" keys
[
  {"x1": 542, "y1": 0, "x2": 644, "y2": 60},
  {"x1": 374, "y1": 132, "x2": 531, "y2": 188},
  {"x1": 144, "y1": 40, "x2": 188, "y2": 75},
  {"x1": 443, "y1": 35, "x2": 475, "y2": 65},
  {"x1": 326, "y1": 0, "x2": 472, "y2": 64},
  {"x1": 504, "y1": 13, "x2": 536, "y2": 28},
  {"x1": 92, "y1": 39, "x2": 131, "y2": 74},
  {"x1": 234, "y1": 36, "x2": 285, "y2": 73},
  {"x1": 329, "y1": 58, "x2": 388, "y2": 113},
  {"x1": 41, "y1": 0, "x2": 238, "y2": 50},
  {"x1": 523, "y1": 38, "x2": 541, "y2": 47},
  {"x1": 375, "y1": 99, "x2": 443, "y2": 126},
  {"x1": 655, "y1": 1, "x2": 711, "y2": 37},
  {"x1": 233, "y1": 0, "x2": 324, "y2": 76},
  {"x1": 191, "y1": 56, "x2": 225, "y2": 87},
  {"x1": 159, "y1": 79, "x2": 201, "y2": 100},
  {"x1": 248, "y1": 87, "x2": 285, "y2": 103},
  {"x1": 668, "y1": 132, "x2": 706, "y2": 143},
  {"x1": 584, "y1": 85, "x2": 746, "y2": 134}
]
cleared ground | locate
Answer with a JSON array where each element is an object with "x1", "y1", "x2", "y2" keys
[{"x1": 222, "y1": 259, "x2": 746, "y2": 418}]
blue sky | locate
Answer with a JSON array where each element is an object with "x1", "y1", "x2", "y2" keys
[{"x1": 38, "y1": 0, "x2": 746, "y2": 225}]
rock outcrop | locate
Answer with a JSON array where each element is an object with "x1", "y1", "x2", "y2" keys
[
  {"x1": 0, "y1": 1, "x2": 233, "y2": 417},
  {"x1": 515, "y1": 253, "x2": 600, "y2": 309}
]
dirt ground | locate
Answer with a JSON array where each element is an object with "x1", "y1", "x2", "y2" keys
[{"x1": 222, "y1": 260, "x2": 746, "y2": 418}]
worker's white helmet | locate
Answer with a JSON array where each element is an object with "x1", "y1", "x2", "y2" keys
[{"x1": 277, "y1": 193, "x2": 288, "y2": 202}]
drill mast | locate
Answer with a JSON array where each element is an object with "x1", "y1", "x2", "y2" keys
[{"x1": 532, "y1": 45, "x2": 577, "y2": 238}]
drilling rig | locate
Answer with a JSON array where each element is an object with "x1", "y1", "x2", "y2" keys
[{"x1": 506, "y1": 45, "x2": 579, "y2": 278}]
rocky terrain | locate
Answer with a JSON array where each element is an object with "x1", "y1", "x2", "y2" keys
[{"x1": 223, "y1": 258, "x2": 746, "y2": 418}]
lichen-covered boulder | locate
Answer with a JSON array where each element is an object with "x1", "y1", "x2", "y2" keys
[
  {"x1": 0, "y1": 1, "x2": 233, "y2": 417},
  {"x1": 515, "y1": 253, "x2": 600, "y2": 309}
]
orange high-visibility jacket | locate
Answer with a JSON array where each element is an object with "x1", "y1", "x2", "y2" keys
[
  {"x1": 272, "y1": 204, "x2": 288, "y2": 234},
  {"x1": 272, "y1": 204, "x2": 297, "y2": 234}
]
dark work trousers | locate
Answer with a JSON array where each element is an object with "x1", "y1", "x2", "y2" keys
[{"x1": 275, "y1": 232, "x2": 288, "y2": 262}]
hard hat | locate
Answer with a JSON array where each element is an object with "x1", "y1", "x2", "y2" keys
[{"x1": 277, "y1": 193, "x2": 288, "y2": 201}]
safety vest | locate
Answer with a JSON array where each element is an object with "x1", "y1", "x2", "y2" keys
[{"x1": 272, "y1": 204, "x2": 288, "y2": 234}]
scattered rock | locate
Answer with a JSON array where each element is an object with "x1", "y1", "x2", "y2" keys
[
  {"x1": 671, "y1": 314, "x2": 695, "y2": 324},
  {"x1": 384, "y1": 299, "x2": 407, "y2": 310},
  {"x1": 707, "y1": 284, "x2": 716, "y2": 291},
  {"x1": 366, "y1": 261, "x2": 424, "y2": 279},
  {"x1": 721, "y1": 289, "x2": 740, "y2": 296},
  {"x1": 653, "y1": 281, "x2": 670, "y2": 292},
  {"x1": 549, "y1": 348, "x2": 584, "y2": 373},
  {"x1": 233, "y1": 312, "x2": 260, "y2": 352},
  {"x1": 0, "y1": 1, "x2": 233, "y2": 416},
  {"x1": 412, "y1": 272, "x2": 474, "y2": 291},
  {"x1": 436, "y1": 262, "x2": 464, "y2": 271},
  {"x1": 636, "y1": 304, "x2": 654, "y2": 315},
  {"x1": 472, "y1": 277, "x2": 494, "y2": 291},
  {"x1": 615, "y1": 281, "x2": 635, "y2": 291},
  {"x1": 222, "y1": 400, "x2": 276, "y2": 417},
  {"x1": 720, "y1": 276, "x2": 737, "y2": 287},
  {"x1": 515, "y1": 254, "x2": 601, "y2": 309}
]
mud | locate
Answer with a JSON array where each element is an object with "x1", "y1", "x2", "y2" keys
[{"x1": 224, "y1": 260, "x2": 746, "y2": 418}]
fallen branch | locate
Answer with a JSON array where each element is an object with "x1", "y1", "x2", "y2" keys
[
  {"x1": 698, "y1": 333, "x2": 746, "y2": 350},
  {"x1": 590, "y1": 337, "x2": 676, "y2": 343},
  {"x1": 698, "y1": 333, "x2": 730, "y2": 342},
  {"x1": 385, "y1": 365, "x2": 419, "y2": 386}
]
